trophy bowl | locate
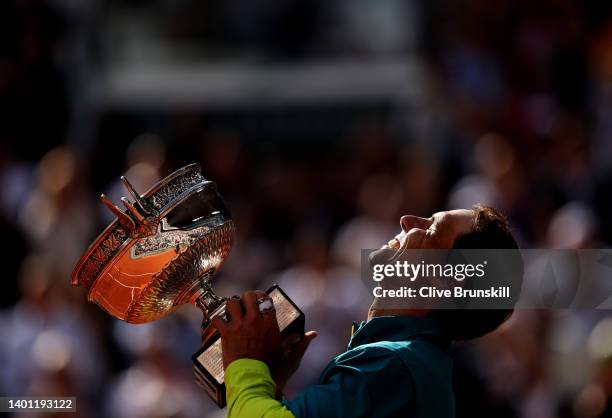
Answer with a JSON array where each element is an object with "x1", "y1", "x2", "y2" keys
[{"x1": 71, "y1": 164, "x2": 304, "y2": 407}]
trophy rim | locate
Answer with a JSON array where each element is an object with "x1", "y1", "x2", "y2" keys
[{"x1": 71, "y1": 163, "x2": 213, "y2": 288}]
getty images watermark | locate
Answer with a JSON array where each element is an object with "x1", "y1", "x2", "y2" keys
[
  {"x1": 360, "y1": 249, "x2": 612, "y2": 309},
  {"x1": 370, "y1": 258, "x2": 511, "y2": 299}
]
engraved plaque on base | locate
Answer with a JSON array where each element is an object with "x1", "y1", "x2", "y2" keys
[{"x1": 71, "y1": 164, "x2": 305, "y2": 408}]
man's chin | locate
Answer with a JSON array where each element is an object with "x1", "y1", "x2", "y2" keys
[{"x1": 368, "y1": 247, "x2": 397, "y2": 266}]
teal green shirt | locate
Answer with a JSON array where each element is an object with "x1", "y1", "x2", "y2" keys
[{"x1": 226, "y1": 316, "x2": 455, "y2": 418}]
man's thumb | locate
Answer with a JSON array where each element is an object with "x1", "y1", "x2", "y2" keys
[{"x1": 290, "y1": 330, "x2": 317, "y2": 361}]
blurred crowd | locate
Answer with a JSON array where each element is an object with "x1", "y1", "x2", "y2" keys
[{"x1": 1, "y1": 1, "x2": 612, "y2": 417}]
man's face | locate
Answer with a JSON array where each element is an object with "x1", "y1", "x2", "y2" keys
[
  {"x1": 367, "y1": 209, "x2": 477, "y2": 314},
  {"x1": 382, "y1": 209, "x2": 475, "y2": 251}
]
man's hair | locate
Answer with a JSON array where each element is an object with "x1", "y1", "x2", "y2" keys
[{"x1": 429, "y1": 204, "x2": 523, "y2": 340}]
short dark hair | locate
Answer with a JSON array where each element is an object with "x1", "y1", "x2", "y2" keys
[
  {"x1": 430, "y1": 204, "x2": 523, "y2": 340},
  {"x1": 453, "y1": 204, "x2": 519, "y2": 250}
]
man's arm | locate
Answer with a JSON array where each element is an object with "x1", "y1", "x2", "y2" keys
[
  {"x1": 225, "y1": 359, "x2": 295, "y2": 418},
  {"x1": 212, "y1": 291, "x2": 312, "y2": 417},
  {"x1": 214, "y1": 291, "x2": 413, "y2": 417},
  {"x1": 224, "y1": 342, "x2": 414, "y2": 418}
]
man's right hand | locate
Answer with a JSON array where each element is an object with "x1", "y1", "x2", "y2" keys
[{"x1": 212, "y1": 291, "x2": 284, "y2": 369}]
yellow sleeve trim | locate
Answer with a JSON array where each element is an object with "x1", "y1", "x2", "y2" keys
[{"x1": 224, "y1": 359, "x2": 295, "y2": 418}]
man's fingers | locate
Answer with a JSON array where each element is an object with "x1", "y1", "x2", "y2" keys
[
  {"x1": 304, "y1": 330, "x2": 318, "y2": 341},
  {"x1": 289, "y1": 331, "x2": 317, "y2": 362},
  {"x1": 241, "y1": 291, "x2": 260, "y2": 320},
  {"x1": 281, "y1": 333, "x2": 301, "y2": 357},
  {"x1": 253, "y1": 290, "x2": 277, "y2": 323},
  {"x1": 262, "y1": 305, "x2": 279, "y2": 329},
  {"x1": 211, "y1": 315, "x2": 227, "y2": 333},
  {"x1": 282, "y1": 333, "x2": 302, "y2": 346},
  {"x1": 253, "y1": 290, "x2": 270, "y2": 315},
  {"x1": 302, "y1": 331, "x2": 318, "y2": 347},
  {"x1": 226, "y1": 297, "x2": 243, "y2": 324}
]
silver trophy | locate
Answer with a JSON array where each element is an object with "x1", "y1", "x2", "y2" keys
[{"x1": 71, "y1": 164, "x2": 304, "y2": 407}]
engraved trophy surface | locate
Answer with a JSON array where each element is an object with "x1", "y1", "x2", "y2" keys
[{"x1": 71, "y1": 164, "x2": 304, "y2": 408}]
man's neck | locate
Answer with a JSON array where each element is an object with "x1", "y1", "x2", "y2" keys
[{"x1": 367, "y1": 306, "x2": 430, "y2": 322}]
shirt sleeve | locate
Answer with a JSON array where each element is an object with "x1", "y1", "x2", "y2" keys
[
  {"x1": 224, "y1": 359, "x2": 296, "y2": 418},
  {"x1": 282, "y1": 346, "x2": 414, "y2": 418}
]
